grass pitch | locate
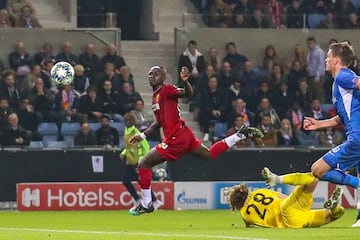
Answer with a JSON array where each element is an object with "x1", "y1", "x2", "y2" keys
[{"x1": 0, "y1": 209, "x2": 359, "y2": 240}]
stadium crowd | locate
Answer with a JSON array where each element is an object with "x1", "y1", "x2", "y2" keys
[
  {"x1": 192, "y1": 0, "x2": 360, "y2": 29},
  {"x1": 178, "y1": 37, "x2": 354, "y2": 147}
]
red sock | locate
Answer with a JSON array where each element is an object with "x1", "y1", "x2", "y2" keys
[
  {"x1": 138, "y1": 168, "x2": 152, "y2": 189},
  {"x1": 209, "y1": 140, "x2": 229, "y2": 159}
]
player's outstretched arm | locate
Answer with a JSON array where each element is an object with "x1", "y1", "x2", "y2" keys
[
  {"x1": 303, "y1": 115, "x2": 340, "y2": 131},
  {"x1": 129, "y1": 121, "x2": 160, "y2": 144},
  {"x1": 178, "y1": 66, "x2": 193, "y2": 98}
]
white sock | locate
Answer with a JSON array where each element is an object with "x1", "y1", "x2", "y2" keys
[
  {"x1": 141, "y1": 188, "x2": 152, "y2": 206},
  {"x1": 223, "y1": 133, "x2": 245, "y2": 147},
  {"x1": 357, "y1": 187, "x2": 360, "y2": 209}
]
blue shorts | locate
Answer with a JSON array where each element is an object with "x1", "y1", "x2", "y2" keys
[{"x1": 322, "y1": 140, "x2": 360, "y2": 171}]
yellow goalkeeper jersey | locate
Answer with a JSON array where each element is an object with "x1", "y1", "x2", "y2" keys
[{"x1": 240, "y1": 189, "x2": 285, "y2": 228}]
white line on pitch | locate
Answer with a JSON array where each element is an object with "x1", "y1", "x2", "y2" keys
[{"x1": 0, "y1": 227, "x2": 269, "y2": 240}]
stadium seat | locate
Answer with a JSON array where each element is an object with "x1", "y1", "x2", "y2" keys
[
  {"x1": 61, "y1": 122, "x2": 80, "y2": 136},
  {"x1": 307, "y1": 14, "x2": 326, "y2": 29},
  {"x1": 37, "y1": 122, "x2": 58, "y2": 135},
  {"x1": 44, "y1": 141, "x2": 68, "y2": 149},
  {"x1": 111, "y1": 122, "x2": 125, "y2": 135},
  {"x1": 28, "y1": 141, "x2": 44, "y2": 149},
  {"x1": 213, "y1": 122, "x2": 227, "y2": 141},
  {"x1": 88, "y1": 123, "x2": 101, "y2": 131}
]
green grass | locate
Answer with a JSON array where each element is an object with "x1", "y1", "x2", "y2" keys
[{"x1": 0, "y1": 209, "x2": 359, "y2": 240}]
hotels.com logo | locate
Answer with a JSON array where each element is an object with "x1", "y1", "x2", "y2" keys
[{"x1": 17, "y1": 182, "x2": 174, "y2": 211}]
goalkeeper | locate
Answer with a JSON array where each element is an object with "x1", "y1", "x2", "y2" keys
[{"x1": 225, "y1": 167, "x2": 344, "y2": 228}]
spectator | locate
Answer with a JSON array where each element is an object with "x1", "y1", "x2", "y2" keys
[
  {"x1": 0, "y1": 98, "x2": 14, "y2": 131},
  {"x1": 20, "y1": 64, "x2": 42, "y2": 95},
  {"x1": 287, "y1": 43, "x2": 307, "y2": 70},
  {"x1": 119, "y1": 82, "x2": 142, "y2": 116},
  {"x1": 129, "y1": 99, "x2": 154, "y2": 132},
  {"x1": 98, "y1": 79, "x2": 123, "y2": 122},
  {"x1": 295, "y1": 127, "x2": 319, "y2": 147},
  {"x1": 319, "y1": 126, "x2": 344, "y2": 147},
  {"x1": 33, "y1": 42, "x2": 55, "y2": 65},
  {"x1": 272, "y1": 81, "x2": 296, "y2": 120},
  {"x1": 230, "y1": 13, "x2": 249, "y2": 28},
  {"x1": 264, "y1": 0, "x2": 287, "y2": 29},
  {"x1": 295, "y1": 79, "x2": 313, "y2": 113},
  {"x1": 286, "y1": 60, "x2": 307, "y2": 95},
  {"x1": 255, "y1": 114, "x2": 278, "y2": 147},
  {"x1": 40, "y1": 59, "x2": 57, "y2": 92},
  {"x1": 334, "y1": 0, "x2": 356, "y2": 28},
  {"x1": 74, "y1": 121, "x2": 97, "y2": 146},
  {"x1": 277, "y1": 118, "x2": 297, "y2": 146},
  {"x1": 254, "y1": 97, "x2": 281, "y2": 129},
  {"x1": 207, "y1": 0, "x2": 232, "y2": 27},
  {"x1": 223, "y1": 42, "x2": 248, "y2": 71},
  {"x1": 248, "y1": 7, "x2": 272, "y2": 28},
  {"x1": 286, "y1": 101, "x2": 305, "y2": 131},
  {"x1": 101, "y1": 43, "x2": 126, "y2": 72},
  {"x1": 268, "y1": 64, "x2": 286, "y2": 90},
  {"x1": 7, "y1": 0, "x2": 33, "y2": 20},
  {"x1": 55, "y1": 41, "x2": 79, "y2": 66},
  {"x1": 1, "y1": 112, "x2": 30, "y2": 146},
  {"x1": 227, "y1": 98, "x2": 254, "y2": 128},
  {"x1": 344, "y1": 12, "x2": 360, "y2": 29},
  {"x1": 73, "y1": 64, "x2": 90, "y2": 97},
  {"x1": 205, "y1": 47, "x2": 222, "y2": 72},
  {"x1": 0, "y1": 9, "x2": 13, "y2": 28},
  {"x1": 305, "y1": 0, "x2": 329, "y2": 15},
  {"x1": 16, "y1": 4, "x2": 42, "y2": 28},
  {"x1": 306, "y1": 36, "x2": 325, "y2": 103},
  {"x1": 232, "y1": 0, "x2": 254, "y2": 22},
  {"x1": 78, "y1": 85, "x2": 103, "y2": 122},
  {"x1": 217, "y1": 61, "x2": 237, "y2": 89},
  {"x1": 317, "y1": 11, "x2": 339, "y2": 29},
  {"x1": 0, "y1": 70, "x2": 21, "y2": 111},
  {"x1": 178, "y1": 40, "x2": 206, "y2": 86},
  {"x1": 95, "y1": 62, "x2": 122, "y2": 92},
  {"x1": 198, "y1": 75, "x2": 228, "y2": 141},
  {"x1": 119, "y1": 65, "x2": 135, "y2": 91},
  {"x1": 240, "y1": 60, "x2": 263, "y2": 96},
  {"x1": 228, "y1": 80, "x2": 247, "y2": 105},
  {"x1": 79, "y1": 43, "x2": 101, "y2": 80},
  {"x1": 286, "y1": 0, "x2": 304, "y2": 28},
  {"x1": 262, "y1": 45, "x2": 285, "y2": 73},
  {"x1": 54, "y1": 84, "x2": 80, "y2": 124},
  {"x1": 306, "y1": 98, "x2": 328, "y2": 121},
  {"x1": 248, "y1": 80, "x2": 272, "y2": 113},
  {"x1": 95, "y1": 114, "x2": 119, "y2": 148},
  {"x1": 226, "y1": 115, "x2": 253, "y2": 148},
  {"x1": 8, "y1": 41, "x2": 32, "y2": 77},
  {"x1": 17, "y1": 97, "x2": 41, "y2": 141},
  {"x1": 28, "y1": 77, "x2": 58, "y2": 123}
]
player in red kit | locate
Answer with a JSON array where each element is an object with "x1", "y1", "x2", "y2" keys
[{"x1": 129, "y1": 66, "x2": 263, "y2": 215}]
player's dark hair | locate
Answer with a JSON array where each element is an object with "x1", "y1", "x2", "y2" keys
[
  {"x1": 225, "y1": 184, "x2": 249, "y2": 211},
  {"x1": 329, "y1": 41, "x2": 355, "y2": 67},
  {"x1": 188, "y1": 40, "x2": 197, "y2": 46}
]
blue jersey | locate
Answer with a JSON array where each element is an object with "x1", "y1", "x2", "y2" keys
[{"x1": 332, "y1": 68, "x2": 360, "y2": 141}]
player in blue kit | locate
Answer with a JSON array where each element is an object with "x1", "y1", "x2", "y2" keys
[{"x1": 303, "y1": 41, "x2": 360, "y2": 226}]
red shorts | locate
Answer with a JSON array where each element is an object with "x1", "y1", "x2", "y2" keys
[{"x1": 155, "y1": 125, "x2": 201, "y2": 161}]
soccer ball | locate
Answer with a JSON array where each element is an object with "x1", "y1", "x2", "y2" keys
[
  {"x1": 50, "y1": 61, "x2": 75, "y2": 86},
  {"x1": 154, "y1": 168, "x2": 167, "y2": 181}
]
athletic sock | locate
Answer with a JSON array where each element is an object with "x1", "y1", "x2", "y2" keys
[
  {"x1": 209, "y1": 134, "x2": 245, "y2": 159},
  {"x1": 356, "y1": 187, "x2": 360, "y2": 220},
  {"x1": 138, "y1": 168, "x2": 153, "y2": 206},
  {"x1": 281, "y1": 172, "x2": 315, "y2": 185},
  {"x1": 321, "y1": 169, "x2": 360, "y2": 189}
]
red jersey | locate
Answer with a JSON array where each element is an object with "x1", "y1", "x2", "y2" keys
[{"x1": 152, "y1": 84, "x2": 184, "y2": 138}]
